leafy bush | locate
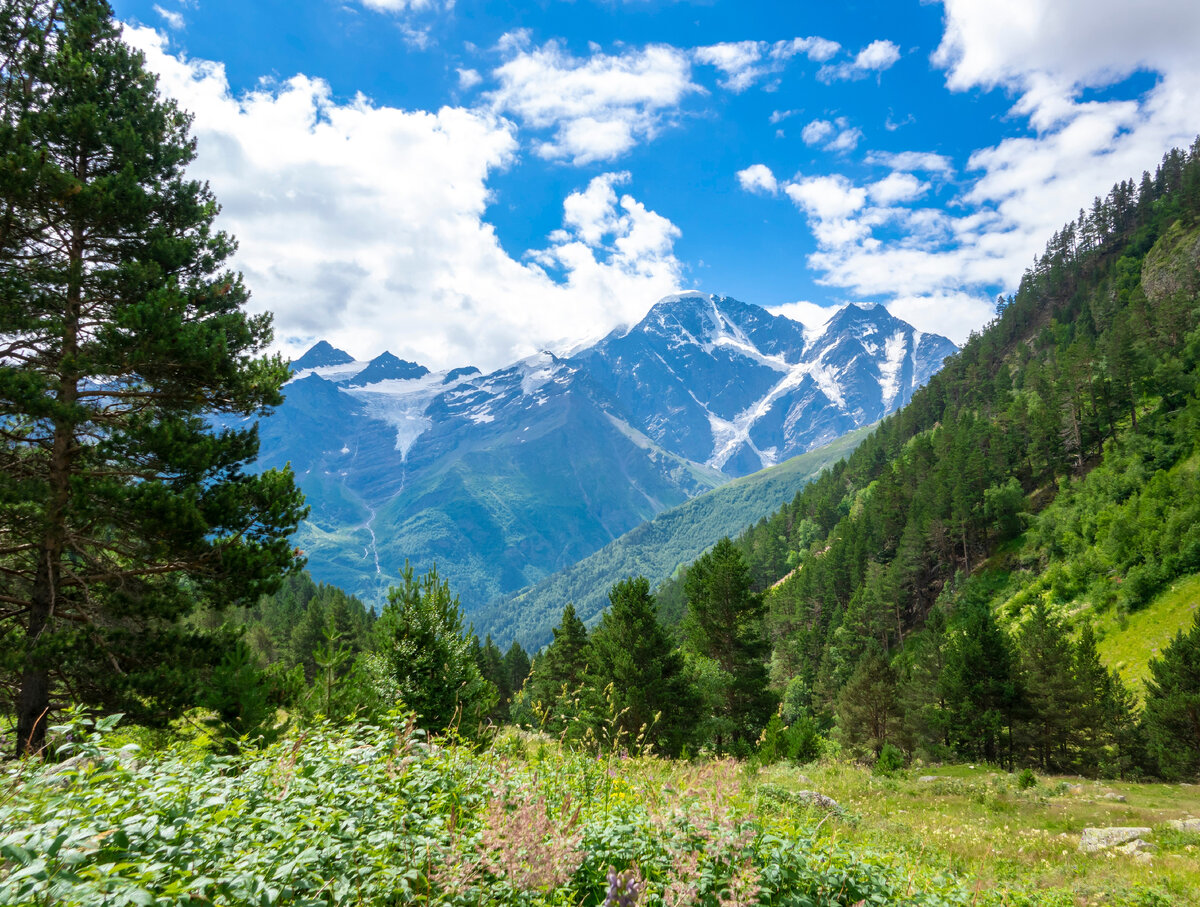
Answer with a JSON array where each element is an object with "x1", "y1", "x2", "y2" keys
[{"x1": 874, "y1": 742, "x2": 906, "y2": 776}]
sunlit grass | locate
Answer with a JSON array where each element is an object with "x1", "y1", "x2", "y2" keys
[{"x1": 1095, "y1": 572, "x2": 1200, "y2": 691}]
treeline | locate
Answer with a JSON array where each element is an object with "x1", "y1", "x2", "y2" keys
[{"x1": 188, "y1": 567, "x2": 533, "y2": 748}]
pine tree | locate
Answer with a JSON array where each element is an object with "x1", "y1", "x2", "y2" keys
[
  {"x1": 1017, "y1": 600, "x2": 1080, "y2": 771},
  {"x1": 372, "y1": 564, "x2": 496, "y2": 734},
  {"x1": 683, "y1": 537, "x2": 775, "y2": 749},
  {"x1": 940, "y1": 597, "x2": 1020, "y2": 766},
  {"x1": 0, "y1": 1, "x2": 306, "y2": 756},
  {"x1": 502, "y1": 640, "x2": 532, "y2": 701},
  {"x1": 835, "y1": 650, "x2": 903, "y2": 758},
  {"x1": 587, "y1": 577, "x2": 697, "y2": 757},
  {"x1": 475, "y1": 635, "x2": 509, "y2": 721},
  {"x1": 1141, "y1": 611, "x2": 1200, "y2": 780}
]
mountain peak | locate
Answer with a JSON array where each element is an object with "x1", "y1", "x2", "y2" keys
[
  {"x1": 291, "y1": 340, "x2": 355, "y2": 370},
  {"x1": 344, "y1": 351, "x2": 429, "y2": 387}
]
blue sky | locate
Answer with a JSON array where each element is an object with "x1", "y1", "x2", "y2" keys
[{"x1": 110, "y1": 0, "x2": 1200, "y2": 371}]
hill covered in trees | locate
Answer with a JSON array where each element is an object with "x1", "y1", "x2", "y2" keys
[{"x1": 655, "y1": 139, "x2": 1200, "y2": 778}]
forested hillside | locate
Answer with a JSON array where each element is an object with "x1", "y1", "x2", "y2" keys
[{"x1": 662, "y1": 140, "x2": 1200, "y2": 776}]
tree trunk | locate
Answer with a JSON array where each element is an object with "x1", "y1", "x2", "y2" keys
[
  {"x1": 14, "y1": 206, "x2": 83, "y2": 758},
  {"x1": 15, "y1": 554, "x2": 56, "y2": 756}
]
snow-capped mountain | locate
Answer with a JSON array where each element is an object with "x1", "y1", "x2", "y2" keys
[
  {"x1": 257, "y1": 294, "x2": 956, "y2": 613},
  {"x1": 577, "y1": 294, "x2": 955, "y2": 476}
]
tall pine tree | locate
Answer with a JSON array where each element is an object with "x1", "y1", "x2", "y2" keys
[{"x1": 0, "y1": 0, "x2": 306, "y2": 756}]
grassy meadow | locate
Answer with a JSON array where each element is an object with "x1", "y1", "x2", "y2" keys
[{"x1": 2, "y1": 714, "x2": 1198, "y2": 907}]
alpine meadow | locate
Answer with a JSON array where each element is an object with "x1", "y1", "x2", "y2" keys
[{"x1": 3, "y1": 2, "x2": 1200, "y2": 907}]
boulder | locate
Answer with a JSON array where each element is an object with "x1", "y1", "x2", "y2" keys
[
  {"x1": 1168, "y1": 818, "x2": 1200, "y2": 833},
  {"x1": 793, "y1": 790, "x2": 842, "y2": 813},
  {"x1": 1079, "y1": 827, "x2": 1152, "y2": 854},
  {"x1": 1101, "y1": 792, "x2": 1127, "y2": 803},
  {"x1": 917, "y1": 775, "x2": 940, "y2": 783}
]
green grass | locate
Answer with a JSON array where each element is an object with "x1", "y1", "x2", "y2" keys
[
  {"x1": 1094, "y1": 572, "x2": 1200, "y2": 691},
  {"x1": 757, "y1": 759, "x2": 1200, "y2": 906}
]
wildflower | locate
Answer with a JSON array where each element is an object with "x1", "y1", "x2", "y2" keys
[{"x1": 604, "y1": 865, "x2": 643, "y2": 907}]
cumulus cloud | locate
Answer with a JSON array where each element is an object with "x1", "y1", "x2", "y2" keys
[
  {"x1": 818, "y1": 39, "x2": 901, "y2": 82},
  {"x1": 736, "y1": 164, "x2": 778, "y2": 195},
  {"x1": 124, "y1": 26, "x2": 686, "y2": 371},
  {"x1": 743, "y1": 3, "x2": 1200, "y2": 344},
  {"x1": 693, "y1": 36, "x2": 842, "y2": 92},
  {"x1": 867, "y1": 172, "x2": 928, "y2": 204},
  {"x1": 824, "y1": 126, "x2": 862, "y2": 152},
  {"x1": 768, "y1": 300, "x2": 841, "y2": 333},
  {"x1": 489, "y1": 38, "x2": 699, "y2": 164},
  {"x1": 933, "y1": 0, "x2": 1200, "y2": 93},
  {"x1": 800, "y1": 119, "x2": 834, "y2": 145}
]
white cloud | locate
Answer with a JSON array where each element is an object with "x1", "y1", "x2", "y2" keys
[
  {"x1": 693, "y1": 41, "x2": 764, "y2": 93},
  {"x1": 933, "y1": 0, "x2": 1200, "y2": 93},
  {"x1": 864, "y1": 150, "x2": 953, "y2": 174},
  {"x1": 693, "y1": 36, "x2": 842, "y2": 92},
  {"x1": 355, "y1": 0, "x2": 446, "y2": 12},
  {"x1": 801, "y1": 119, "x2": 834, "y2": 145},
  {"x1": 489, "y1": 39, "x2": 700, "y2": 164},
  {"x1": 152, "y1": 4, "x2": 184, "y2": 30},
  {"x1": 825, "y1": 126, "x2": 862, "y2": 152},
  {"x1": 885, "y1": 293, "x2": 997, "y2": 345},
  {"x1": 124, "y1": 26, "x2": 686, "y2": 372},
  {"x1": 818, "y1": 39, "x2": 901, "y2": 82},
  {"x1": 456, "y1": 67, "x2": 481, "y2": 90},
  {"x1": 736, "y1": 164, "x2": 778, "y2": 196},
  {"x1": 746, "y1": 3, "x2": 1200, "y2": 344},
  {"x1": 769, "y1": 109, "x2": 797, "y2": 125},
  {"x1": 868, "y1": 172, "x2": 927, "y2": 204},
  {"x1": 801, "y1": 117, "x2": 860, "y2": 152},
  {"x1": 855, "y1": 40, "x2": 901, "y2": 72},
  {"x1": 784, "y1": 175, "x2": 867, "y2": 222},
  {"x1": 768, "y1": 300, "x2": 841, "y2": 332}
]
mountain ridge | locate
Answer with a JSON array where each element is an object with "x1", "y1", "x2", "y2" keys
[{"x1": 261, "y1": 294, "x2": 956, "y2": 615}]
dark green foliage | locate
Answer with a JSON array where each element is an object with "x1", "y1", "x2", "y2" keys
[
  {"x1": 1017, "y1": 600, "x2": 1080, "y2": 771},
  {"x1": 202, "y1": 640, "x2": 285, "y2": 754},
  {"x1": 0, "y1": 0, "x2": 306, "y2": 755},
  {"x1": 372, "y1": 564, "x2": 497, "y2": 734},
  {"x1": 475, "y1": 635, "x2": 509, "y2": 722},
  {"x1": 586, "y1": 577, "x2": 698, "y2": 757},
  {"x1": 1142, "y1": 611, "x2": 1200, "y2": 780},
  {"x1": 682, "y1": 538, "x2": 776, "y2": 749},
  {"x1": 502, "y1": 641, "x2": 532, "y2": 703},
  {"x1": 835, "y1": 651, "x2": 903, "y2": 758},
  {"x1": 938, "y1": 595, "x2": 1020, "y2": 767}
]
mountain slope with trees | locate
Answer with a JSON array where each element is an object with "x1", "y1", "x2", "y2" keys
[
  {"x1": 661, "y1": 139, "x2": 1200, "y2": 777},
  {"x1": 479, "y1": 422, "x2": 872, "y2": 649}
]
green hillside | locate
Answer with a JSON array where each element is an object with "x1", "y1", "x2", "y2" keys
[
  {"x1": 478, "y1": 423, "x2": 872, "y2": 648},
  {"x1": 660, "y1": 141, "x2": 1200, "y2": 774}
]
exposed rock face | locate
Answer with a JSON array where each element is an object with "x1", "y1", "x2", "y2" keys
[
  {"x1": 1168, "y1": 818, "x2": 1200, "y2": 832},
  {"x1": 1142, "y1": 222, "x2": 1200, "y2": 304},
  {"x1": 1079, "y1": 827, "x2": 1153, "y2": 853}
]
